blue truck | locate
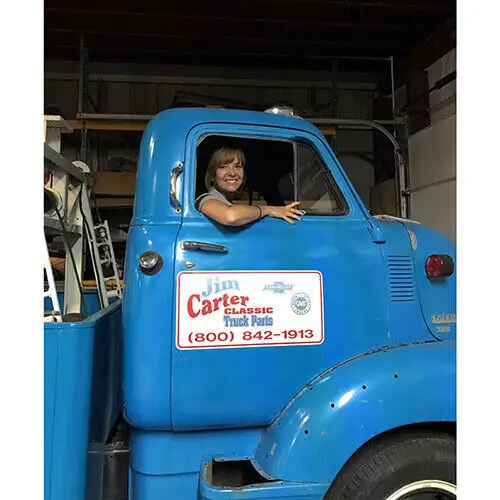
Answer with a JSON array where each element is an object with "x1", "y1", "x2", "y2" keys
[{"x1": 44, "y1": 107, "x2": 456, "y2": 500}]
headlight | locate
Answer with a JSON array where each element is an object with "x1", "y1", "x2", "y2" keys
[{"x1": 139, "y1": 251, "x2": 163, "y2": 275}]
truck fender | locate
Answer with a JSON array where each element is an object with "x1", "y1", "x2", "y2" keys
[{"x1": 253, "y1": 341, "x2": 456, "y2": 484}]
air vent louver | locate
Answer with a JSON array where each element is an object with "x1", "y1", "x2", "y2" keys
[{"x1": 388, "y1": 256, "x2": 415, "y2": 302}]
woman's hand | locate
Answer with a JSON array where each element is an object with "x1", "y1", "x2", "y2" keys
[
  {"x1": 262, "y1": 201, "x2": 303, "y2": 224},
  {"x1": 200, "y1": 199, "x2": 303, "y2": 226}
]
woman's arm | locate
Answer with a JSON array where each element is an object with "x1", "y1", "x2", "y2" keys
[{"x1": 200, "y1": 199, "x2": 303, "y2": 226}]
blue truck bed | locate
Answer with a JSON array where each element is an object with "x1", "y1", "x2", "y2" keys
[{"x1": 44, "y1": 291, "x2": 122, "y2": 500}]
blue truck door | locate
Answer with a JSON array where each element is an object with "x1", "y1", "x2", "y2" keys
[{"x1": 170, "y1": 123, "x2": 389, "y2": 430}]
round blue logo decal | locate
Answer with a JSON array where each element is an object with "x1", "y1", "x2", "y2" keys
[{"x1": 291, "y1": 293, "x2": 311, "y2": 315}]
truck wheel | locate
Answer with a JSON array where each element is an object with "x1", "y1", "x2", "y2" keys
[{"x1": 324, "y1": 430, "x2": 456, "y2": 500}]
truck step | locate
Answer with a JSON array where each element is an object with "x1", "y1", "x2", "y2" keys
[{"x1": 199, "y1": 460, "x2": 328, "y2": 500}]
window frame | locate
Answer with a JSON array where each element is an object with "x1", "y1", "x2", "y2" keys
[
  {"x1": 185, "y1": 123, "x2": 361, "y2": 221},
  {"x1": 293, "y1": 140, "x2": 350, "y2": 217}
]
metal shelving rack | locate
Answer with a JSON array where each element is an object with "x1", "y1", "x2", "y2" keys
[
  {"x1": 44, "y1": 116, "x2": 122, "y2": 320},
  {"x1": 70, "y1": 38, "x2": 410, "y2": 218}
]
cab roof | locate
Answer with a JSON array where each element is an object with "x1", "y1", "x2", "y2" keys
[{"x1": 146, "y1": 107, "x2": 323, "y2": 139}]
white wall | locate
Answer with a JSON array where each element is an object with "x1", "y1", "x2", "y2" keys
[
  {"x1": 335, "y1": 130, "x2": 374, "y2": 207},
  {"x1": 427, "y1": 48, "x2": 456, "y2": 124},
  {"x1": 408, "y1": 115, "x2": 456, "y2": 240},
  {"x1": 407, "y1": 49, "x2": 456, "y2": 241}
]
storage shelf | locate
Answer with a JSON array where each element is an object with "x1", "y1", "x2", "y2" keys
[
  {"x1": 44, "y1": 143, "x2": 89, "y2": 183},
  {"x1": 44, "y1": 215, "x2": 82, "y2": 236}
]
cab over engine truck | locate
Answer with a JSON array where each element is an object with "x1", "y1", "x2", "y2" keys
[{"x1": 45, "y1": 107, "x2": 457, "y2": 500}]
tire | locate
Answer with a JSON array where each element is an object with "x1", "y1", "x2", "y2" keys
[{"x1": 324, "y1": 430, "x2": 456, "y2": 500}]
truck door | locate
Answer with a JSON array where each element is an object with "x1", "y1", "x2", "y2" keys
[{"x1": 171, "y1": 123, "x2": 389, "y2": 430}]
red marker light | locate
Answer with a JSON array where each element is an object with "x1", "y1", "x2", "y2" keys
[{"x1": 425, "y1": 254, "x2": 454, "y2": 279}]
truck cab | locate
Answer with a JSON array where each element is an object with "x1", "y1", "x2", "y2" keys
[{"x1": 123, "y1": 107, "x2": 456, "y2": 500}]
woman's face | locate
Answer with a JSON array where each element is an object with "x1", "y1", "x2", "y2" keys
[{"x1": 215, "y1": 156, "x2": 244, "y2": 193}]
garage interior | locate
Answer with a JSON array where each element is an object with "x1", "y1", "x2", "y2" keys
[
  {"x1": 45, "y1": 0, "x2": 456, "y2": 274},
  {"x1": 42, "y1": 2, "x2": 458, "y2": 499}
]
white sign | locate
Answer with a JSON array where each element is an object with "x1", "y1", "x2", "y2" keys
[{"x1": 176, "y1": 271, "x2": 324, "y2": 349}]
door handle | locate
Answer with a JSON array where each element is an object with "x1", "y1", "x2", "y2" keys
[
  {"x1": 181, "y1": 241, "x2": 229, "y2": 253},
  {"x1": 170, "y1": 162, "x2": 184, "y2": 214}
]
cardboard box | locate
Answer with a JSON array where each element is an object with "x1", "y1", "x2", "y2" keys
[
  {"x1": 369, "y1": 178, "x2": 400, "y2": 216},
  {"x1": 92, "y1": 172, "x2": 137, "y2": 197},
  {"x1": 93, "y1": 198, "x2": 135, "y2": 208}
]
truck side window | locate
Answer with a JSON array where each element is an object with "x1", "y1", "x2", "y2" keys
[
  {"x1": 294, "y1": 142, "x2": 348, "y2": 216},
  {"x1": 195, "y1": 135, "x2": 346, "y2": 216}
]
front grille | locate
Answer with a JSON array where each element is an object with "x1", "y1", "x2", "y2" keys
[{"x1": 387, "y1": 256, "x2": 415, "y2": 302}]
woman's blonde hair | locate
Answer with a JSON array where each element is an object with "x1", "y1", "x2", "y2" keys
[{"x1": 204, "y1": 147, "x2": 246, "y2": 190}]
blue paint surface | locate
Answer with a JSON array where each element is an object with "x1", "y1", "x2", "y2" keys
[
  {"x1": 169, "y1": 122, "x2": 389, "y2": 430},
  {"x1": 129, "y1": 427, "x2": 329, "y2": 499},
  {"x1": 129, "y1": 427, "x2": 261, "y2": 499},
  {"x1": 121, "y1": 108, "x2": 457, "y2": 499},
  {"x1": 131, "y1": 427, "x2": 262, "y2": 475},
  {"x1": 44, "y1": 298, "x2": 122, "y2": 500},
  {"x1": 123, "y1": 224, "x2": 180, "y2": 429},
  {"x1": 404, "y1": 223, "x2": 456, "y2": 341},
  {"x1": 377, "y1": 220, "x2": 439, "y2": 345},
  {"x1": 254, "y1": 341, "x2": 456, "y2": 483}
]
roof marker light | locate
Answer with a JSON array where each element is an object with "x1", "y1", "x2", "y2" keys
[{"x1": 264, "y1": 105, "x2": 300, "y2": 118}]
